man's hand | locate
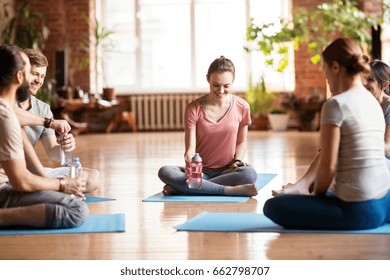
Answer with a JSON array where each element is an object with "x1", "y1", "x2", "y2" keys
[
  {"x1": 50, "y1": 119, "x2": 71, "y2": 134},
  {"x1": 61, "y1": 177, "x2": 86, "y2": 200},
  {"x1": 57, "y1": 133, "x2": 76, "y2": 152}
]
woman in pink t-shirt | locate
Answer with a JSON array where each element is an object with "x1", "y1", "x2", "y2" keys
[{"x1": 158, "y1": 56, "x2": 258, "y2": 196}]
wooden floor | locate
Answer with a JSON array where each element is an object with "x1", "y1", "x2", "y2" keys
[{"x1": 1, "y1": 130, "x2": 390, "y2": 260}]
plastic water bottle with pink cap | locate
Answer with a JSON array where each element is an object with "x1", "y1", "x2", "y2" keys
[{"x1": 189, "y1": 153, "x2": 203, "y2": 189}]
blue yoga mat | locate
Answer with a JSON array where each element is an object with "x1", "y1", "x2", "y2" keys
[
  {"x1": 0, "y1": 213, "x2": 125, "y2": 235},
  {"x1": 85, "y1": 196, "x2": 116, "y2": 203},
  {"x1": 143, "y1": 173, "x2": 277, "y2": 203},
  {"x1": 175, "y1": 212, "x2": 390, "y2": 234}
]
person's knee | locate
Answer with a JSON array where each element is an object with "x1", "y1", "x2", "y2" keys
[
  {"x1": 45, "y1": 198, "x2": 89, "y2": 228},
  {"x1": 85, "y1": 168, "x2": 101, "y2": 193},
  {"x1": 263, "y1": 199, "x2": 271, "y2": 217},
  {"x1": 158, "y1": 166, "x2": 170, "y2": 180},
  {"x1": 236, "y1": 166, "x2": 257, "y2": 184},
  {"x1": 263, "y1": 198, "x2": 277, "y2": 220},
  {"x1": 67, "y1": 199, "x2": 89, "y2": 227},
  {"x1": 245, "y1": 167, "x2": 258, "y2": 183}
]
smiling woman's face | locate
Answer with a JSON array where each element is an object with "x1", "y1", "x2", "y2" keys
[
  {"x1": 208, "y1": 71, "x2": 234, "y2": 99},
  {"x1": 361, "y1": 72, "x2": 383, "y2": 100}
]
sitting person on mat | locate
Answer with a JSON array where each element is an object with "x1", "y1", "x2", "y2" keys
[
  {"x1": 273, "y1": 59, "x2": 390, "y2": 196},
  {"x1": 263, "y1": 38, "x2": 390, "y2": 230},
  {"x1": 158, "y1": 56, "x2": 257, "y2": 197},
  {"x1": 14, "y1": 48, "x2": 100, "y2": 193},
  {"x1": 0, "y1": 44, "x2": 88, "y2": 228},
  {"x1": 362, "y1": 60, "x2": 390, "y2": 160}
]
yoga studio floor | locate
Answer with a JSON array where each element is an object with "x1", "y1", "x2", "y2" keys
[{"x1": 1, "y1": 130, "x2": 390, "y2": 260}]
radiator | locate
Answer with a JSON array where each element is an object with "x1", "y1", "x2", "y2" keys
[{"x1": 128, "y1": 93, "x2": 203, "y2": 131}]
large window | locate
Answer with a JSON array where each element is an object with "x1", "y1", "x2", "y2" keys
[
  {"x1": 383, "y1": 0, "x2": 390, "y2": 64},
  {"x1": 96, "y1": 0, "x2": 294, "y2": 93}
]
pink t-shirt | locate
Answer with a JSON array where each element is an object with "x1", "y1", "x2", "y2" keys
[{"x1": 185, "y1": 94, "x2": 251, "y2": 169}]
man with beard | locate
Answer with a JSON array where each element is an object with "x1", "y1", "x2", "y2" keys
[
  {"x1": 0, "y1": 44, "x2": 88, "y2": 228},
  {"x1": 14, "y1": 49, "x2": 101, "y2": 193}
]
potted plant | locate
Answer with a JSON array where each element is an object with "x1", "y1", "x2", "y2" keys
[
  {"x1": 268, "y1": 108, "x2": 289, "y2": 131},
  {"x1": 1, "y1": 0, "x2": 49, "y2": 49},
  {"x1": 245, "y1": 0, "x2": 385, "y2": 73},
  {"x1": 246, "y1": 76, "x2": 276, "y2": 130},
  {"x1": 80, "y1": 16, "x2": 116, "y2": 101},
  {"x1": 281, "y1": 94, "x2": 325, "y2": 131}
]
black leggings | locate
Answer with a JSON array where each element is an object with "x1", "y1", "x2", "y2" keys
[{"x1": 263, "y1": 190, "x2": 390, "y2": 230}]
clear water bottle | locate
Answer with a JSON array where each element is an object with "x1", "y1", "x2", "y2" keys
[
  {"x1": 60, "y1": 134, "x2": 72, "y2": 167},
  {"x1": 189, "y1": 153, "x2": 203, "y2": 189},
  {"x1": 69, "y1": 157, "x2": 82, "y2": 178}
]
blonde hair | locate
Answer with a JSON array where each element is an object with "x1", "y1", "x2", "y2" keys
[{"x1": 24, "y1": 48, "x2": 48, "y2": 67}]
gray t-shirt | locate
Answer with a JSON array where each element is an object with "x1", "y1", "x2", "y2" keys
[
  {"x1": 382, "y1": 94, "x2": 390, "y2": 125},
  {"x1": 321, "y1": 86, "x2": 390, "y2": 201},
  {"x1": 23, "y1": 96, "x2": 55, "y2": 147}
]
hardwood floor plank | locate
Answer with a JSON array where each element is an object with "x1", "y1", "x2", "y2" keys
[{"x1": 1, "y1": 131, "x2": 389, "y2": 260}]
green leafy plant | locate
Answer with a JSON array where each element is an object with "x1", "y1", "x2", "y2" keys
[
  {"x1": 270, "y1": 108, "x2": 287, "y2": 114},
  {"x1": 246, "y1": 76, "x2": 276, "y2": 118},
  {"x1": 1, "y1": 0, "x2": 49, "y2": 49},
  {"x1": 245, "y1": 0, "x2": 386, "y2": 73},
  {"x1": 79, "y1": 16, "x2": 116, "y2": 91}
]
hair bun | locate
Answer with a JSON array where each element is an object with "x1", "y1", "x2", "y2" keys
[{"x1": 346, "y1": 54, "x2": 370, "y2": 75}]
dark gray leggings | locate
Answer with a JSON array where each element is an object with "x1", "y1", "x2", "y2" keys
[
  {"x1": 158, "y1": 165, "x2": 257, "y2": 195},
  {"x1": 0, "y1": 184, "x2": 89, "y2": 228}
]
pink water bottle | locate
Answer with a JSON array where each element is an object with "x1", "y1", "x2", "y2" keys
[{"x1": 189, "y1": 153, "x2": 203, "y2": 189}]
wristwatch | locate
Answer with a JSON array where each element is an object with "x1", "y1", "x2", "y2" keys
[{"x1": 44, "y1": 117, "x2": 53, "y2": 128}]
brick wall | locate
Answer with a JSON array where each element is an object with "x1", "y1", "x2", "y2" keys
[
  {"x1": 0, "y1": 0, "x2": 15, "y2": 43},
  {"x1": 359, "y1": 0, "x2": 383, "y2": 16},
  {"x1": 292, "y1": 0, "x2": 327, "y2": 99},
  {"x1": 8, "y1": 0, "x2": 385, "y2": 98},
  {"x1": 15, "y1": 0, "x2": 94, "y2": 92},
  {"x1": 292, "y1": 0, "x2": 384, "y2": 99}
]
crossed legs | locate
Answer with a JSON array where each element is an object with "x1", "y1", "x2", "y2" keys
[
  {"x1": 158, "y1": 165, "x2": 258, "y2": 197},
  {"x1": 0, "y1": 184, "x2": 88, "y2": 228}
]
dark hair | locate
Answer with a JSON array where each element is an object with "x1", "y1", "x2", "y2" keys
[
  {"x1": 24, "y1": 48, "x2": 48, "y2": 67},
  {"x1": 370, "y1": 60, "x2": 390, "y2": 95},
  {"x1": 206, "y1": 56, "x2": 236, "y2": 81},
  {"x1": 0, "y1": 45, "x2": 25, "y2": 88},
  {"x1": 322, "y1": 37, "x2": 370, "y2": 76}
]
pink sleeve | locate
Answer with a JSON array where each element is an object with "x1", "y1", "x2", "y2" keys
[
  {"x1": 184, "y1": 100, "x2": 200, "y2": 131},
  {"x1": 241, "y1": 99, "x2": 252, "y2": 126}
]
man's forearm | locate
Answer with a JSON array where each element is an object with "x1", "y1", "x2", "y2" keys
[
  {"x1": 47, "y1": 145, "x2": 61, "y2": 162},
  {"x1": 15, "y1": 106, "x2": 46, "y2": 127},
  {"x1": 22, "y1": 129, "x2": 51, "y2": 178}
]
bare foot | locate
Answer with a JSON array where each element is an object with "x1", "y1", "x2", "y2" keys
[
  {"x1": 162, "y1": 185, "x2": 182, "y2": 196},
  {"x1": 224, "y1": 184, "x2": 258, "y2": 197},
  {"x1": 272, "y1": 182, "x2": 311, "y2": 196}
]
